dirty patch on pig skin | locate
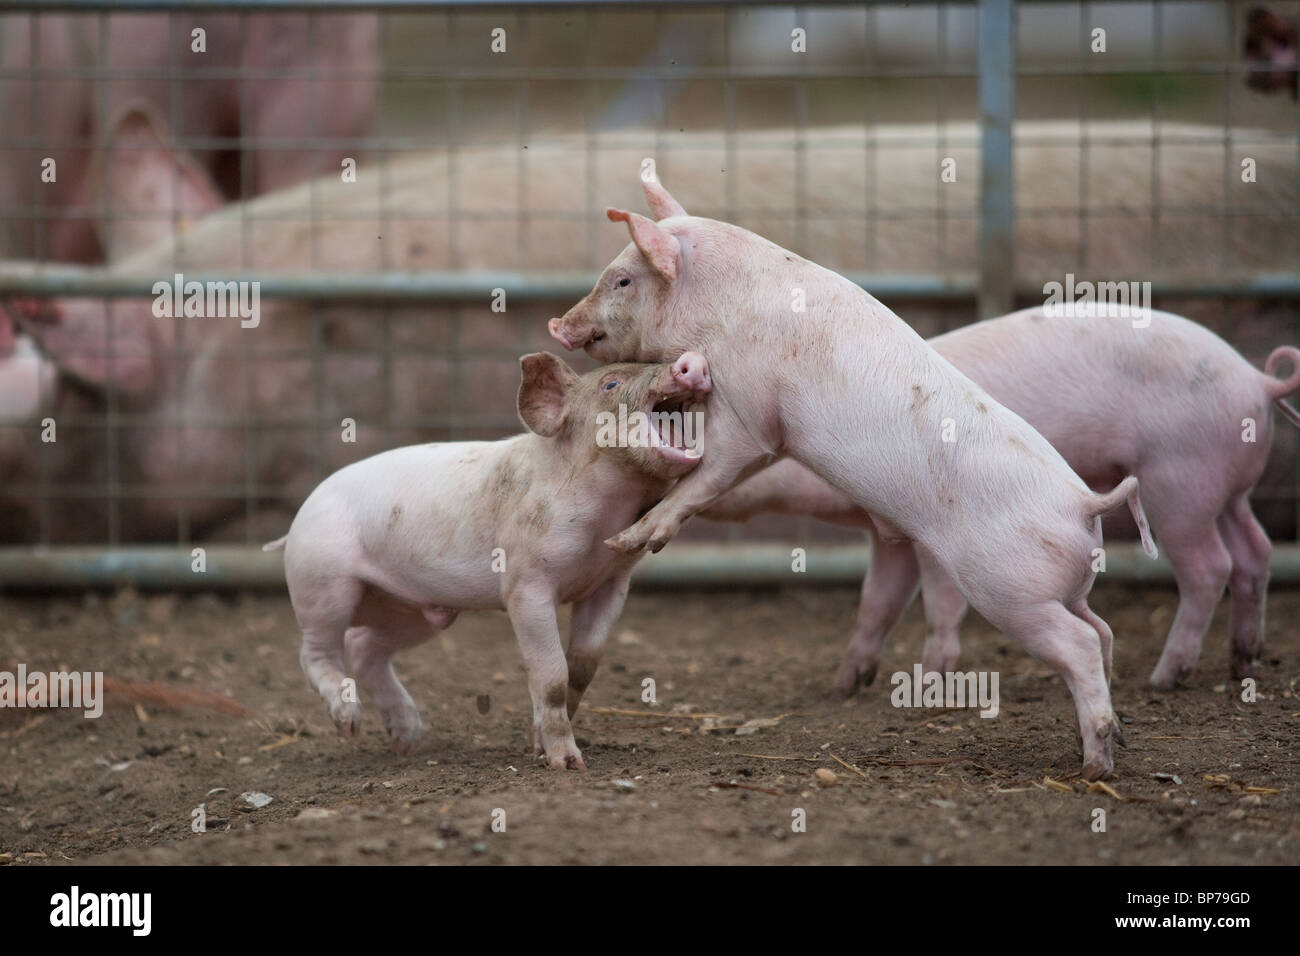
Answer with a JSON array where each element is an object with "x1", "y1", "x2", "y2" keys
[{"x1": 2, "y1": 585, "x2": 1296, "y2": 865}]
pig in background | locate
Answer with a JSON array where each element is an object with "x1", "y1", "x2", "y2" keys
[
  {"x1": 272, "y1": 351, "x2": 711, "y2": 767},
  {"x1": 0, "y1": 11, "x2": 378, "y2": 264},
  {"x1": 705, "y1": 307, "x2": 1300, "y2": 691},
  {"x1": 2, "y1": 110, "x2": 1296, "y2": 545}
]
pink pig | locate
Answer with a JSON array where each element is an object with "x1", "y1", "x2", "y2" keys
[
  {"x1": 267, "y1": 351, "x2": 710, "y2": 769},
  {"x1": 706, "y1": 307, "x2": 1300, "y2": 692},
  {"x1": 549, "y1": 160, "x2": 1154, "y2": 780}
]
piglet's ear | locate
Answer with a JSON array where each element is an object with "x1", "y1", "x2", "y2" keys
[
  {"x1": 607, "y1": 208, "x2": 680, "y2": 283},
  {"x1": 518, "y1": 352, "x2": 580, "y2": 437},
  {"x1": 639, "y1": 158, "x2": 687, "y2": 219}
]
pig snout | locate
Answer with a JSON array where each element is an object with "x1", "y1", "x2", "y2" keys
[
  {"x1": 547, "y1": 317, "x2": 579, "y2": 351},
  {"x1": 672, "y1": 351, "x2": 711, "y2": 396}
]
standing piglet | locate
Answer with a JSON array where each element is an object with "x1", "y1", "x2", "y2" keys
[
  {"x1": 549, "y1": 161, "x2": 1148, "y2": 780},
  {"x1": 267, "y1": 351, "x2": 710, "y2": 769}
]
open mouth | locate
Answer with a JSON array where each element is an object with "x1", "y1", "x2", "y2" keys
[{"x1": 646, "y1": 391, "x2": 705, "y2": 466}]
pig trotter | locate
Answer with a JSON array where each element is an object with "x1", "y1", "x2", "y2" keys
[
  {"x1": 1081, "y1": 716, "x2": 1123, "y2": 781},
  {"x1": 605, "y1": 530, "x2": 647, "y2": 555},
  {"x1": 329, "y1": 696, "x2": 362, "y2": 739},
  {"x1": 1230, "y1": 650, "x2": 1257, "y2": 682},
  {"x1": 528, "y1": 721, "x2": 586, "y2": 770},
  {"x1": 831, "y1": 656, "x2": 878, "y2": 698},
  {"x1": 1147, "y1": 656, "x2": 1192, "y2": 691}
]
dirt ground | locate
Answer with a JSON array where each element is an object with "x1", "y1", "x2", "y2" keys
[{"x1": 0, "y1": 582, "x2": 1295, "y2": 866}]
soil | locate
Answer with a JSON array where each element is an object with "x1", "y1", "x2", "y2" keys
[{"x1": 0, "y1": 583, "x2": 1296, "y2": 865}]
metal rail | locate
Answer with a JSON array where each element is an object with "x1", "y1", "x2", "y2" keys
[{"x1": 2, "y1": 542, "x2": 1277, "y2": 590}]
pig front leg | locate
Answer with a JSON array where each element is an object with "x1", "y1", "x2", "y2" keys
[
  {"x1": 607, "y1": 419, "x2": 775, "y2": 555},
  {"x1": 833, "y1": 534, "x2": 921, "y2": 697},
  {"x1": 506, "y1": 585, "x2": 586, "y2": 770},
  {"x1": 565, "y1": 570, "x2": 634, "y2": 718}
]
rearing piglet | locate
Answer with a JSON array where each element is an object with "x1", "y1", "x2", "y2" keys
[
  {"x1": 268, "y1": 351, "x2": 711, "y2": 769},
  {"x1": 549, "y1": 160, "x2": 1153, "y2": 780}
]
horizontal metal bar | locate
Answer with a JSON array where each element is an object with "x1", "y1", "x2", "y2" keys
[
  {"x1": 4, "y1": 542, "x2": 1300, "y2": 591},
  {"x1": 0, "y1": 268, "x2": 980, "y2": 301},
  {"x1": 4, "y1": 267, "x2": 1299, "y2": 302},
  {"x1": 0, "y1": 61, "x2": 1281, "y2": 83}
]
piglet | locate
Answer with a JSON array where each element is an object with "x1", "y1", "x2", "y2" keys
[
  {"x1": 550, "y1": 160, "x2": 1146, "y2": 780},
  {"x1": 266, "y1": 351, "x2": 711, "y2": 768}
]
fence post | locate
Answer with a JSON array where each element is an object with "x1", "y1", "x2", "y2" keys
[{"x1": 978, "y1": 0, "x2": 1016, "y2": 319}]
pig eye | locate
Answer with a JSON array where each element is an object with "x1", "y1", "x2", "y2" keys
[
  {"x1": 617, "y1": 277, "x2": 631, "y2": 288},
  {"x1": 603, "y1": 380, "x2": 620, "y2": 391}
]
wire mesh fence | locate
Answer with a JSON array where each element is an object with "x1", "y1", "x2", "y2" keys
[{"x1": 0, "y1": 0, "x2": 1297, "y2": 574}]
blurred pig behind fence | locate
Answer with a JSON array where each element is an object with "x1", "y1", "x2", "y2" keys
[
  {"x1": 0, "y1": 11, "x2": 379, "y2": 263},
  {"x1": 2, "y1": 104, "x2": 1297, "y2": 547}
]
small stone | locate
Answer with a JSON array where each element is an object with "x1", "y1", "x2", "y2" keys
[
  {"x1": 240, "y1": 792, "x2": 273, "y2": 809},
  {"x1": 814, "y1": 768, "x2": 838, "y2": 788},
  {"x1": 294, "y1": 808, "x2": 337, "y2": 823}
]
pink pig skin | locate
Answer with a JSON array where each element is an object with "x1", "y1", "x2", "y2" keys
[
  {"x1": 268, "y1": 352, "x2": 710, "y2": 769},
  {"x1": 0, "y1": 12, "x2": 377, "y2": 263},
  {"x1": 707, "y1": 308, "x2": 1300, "y2": 692},
  {"x1": 549, "y1": 160, "x2": 1153, "y2": 780}
]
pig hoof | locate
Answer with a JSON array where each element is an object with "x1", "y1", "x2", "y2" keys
[
  {"x1": 547, "y1": 749, "x2": 586, "y2": 771},
  {"x1": 604, "y1": 532, "x2": 643, "y2": 555},
  {"x1": 1081, "y1": 755, "x2": 1114, "y2": 782},
  {"x1": 1146, "y1": 661, "x2": 1190, "y2": 691},
  {"x1": 385, "y1": 710, "x2": 423, "y2": 754},
  {"x1": 832, "y1": 660, "x2": 876, "y2": 697},
  {"x1": 1230, "y1": 653, "x2": 1257, "y2": 681},
  {"x1": 330, "y1": 700, "x2": 363, "y2": 738},
  {"x1": 1110, "y1": 713, "x2": 1127, "y2": 748}
]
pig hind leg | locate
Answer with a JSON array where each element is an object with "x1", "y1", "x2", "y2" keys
[
  {"x1": 833, "y1": 535, "x2": 920, "y2": 697},
  {"x1": 999, "y1": 600, "x2": 1119, "y2": 780},
  {"x1": 345, "y1": 604, "x2": 455, "y2": 754},
  {"x1": 295, "y1": 576, "x2": 366, "y2": 738},
  {"x1": 918, "y1": 547, "x2": 970, "y2": 677},
  {"x1": 1218, "y1": 493, "x2": 1271, "y2": 680},
  {"x1": 1147, "y1": 506, "x2": 1232, "y2": 690}
]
